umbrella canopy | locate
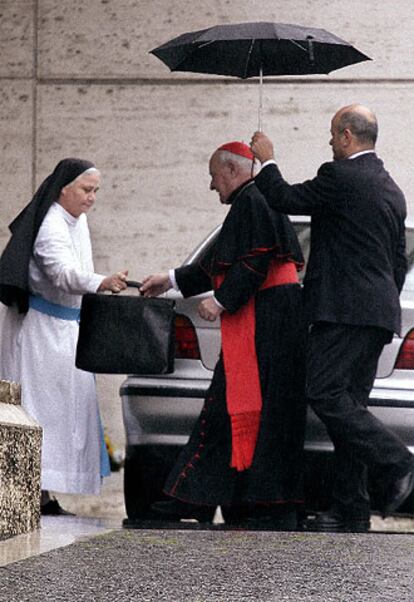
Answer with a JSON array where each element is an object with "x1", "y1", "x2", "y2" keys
[
  {"x1": 150, "y1": 22, "x2": 371, "y2": 130},
  {"x1": 150, "y1": 21, "x2": 371, "y2": 78}
]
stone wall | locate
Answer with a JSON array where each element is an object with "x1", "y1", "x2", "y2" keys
[
  {"x1": 1, "y1": 0, "x2": 413, "y2": 445},
  {"x1": 0, "y1": 381, "x2": 41, "y2": 537}
]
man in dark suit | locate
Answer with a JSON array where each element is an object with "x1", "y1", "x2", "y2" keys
[{"x1": 251, "y1": 104, "x2": 414, "y2": 532}]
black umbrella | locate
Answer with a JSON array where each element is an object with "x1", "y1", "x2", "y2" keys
[{"x1": 150, "y1": 22, "x2": 371, "y2": 129}]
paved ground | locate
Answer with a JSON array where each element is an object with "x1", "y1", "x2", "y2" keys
[
  {"x1": 1, "y1": 470, "x2": 414, "y2": 601},
  {"x1": 1, "y1": 527, "x2": 414, "y2": 601}
]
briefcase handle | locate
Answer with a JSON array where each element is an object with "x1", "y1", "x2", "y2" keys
[
  {"x1": 124, "y1": 280, "x2": 175, "y2": 305},
  {"x1": 100, "y1": 280, "x2": 142, "y2": 296},
  {"x1": 125, "y1": 280, "x2": 143, "y2": 289}
]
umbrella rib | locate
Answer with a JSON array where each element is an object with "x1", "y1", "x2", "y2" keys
[
  {"x1": 288, "y1": 39, "x2": 310, "y2": 53},
  {"x1": 243, "y1": 39, "x2": 255, "y2": 79},
  {"x1": 168, "y1": 40, "x2": 215, "y2": 72},
  {"x1": 197, "y1": 40, "x2": 216, "y2": 49}
]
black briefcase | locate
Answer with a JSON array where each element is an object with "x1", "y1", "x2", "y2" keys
[{"x1": 75, "y1": 281, "x2": 175, "y2": 375}]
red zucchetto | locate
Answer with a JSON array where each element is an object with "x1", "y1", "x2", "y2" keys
[{"x1": 218, "y1": 141, "x2": 254, "y2": 160}]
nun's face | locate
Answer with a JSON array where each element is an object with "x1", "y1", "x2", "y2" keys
[{"x1": 58, "y1": 172, "x2": 101, "y2": 217}]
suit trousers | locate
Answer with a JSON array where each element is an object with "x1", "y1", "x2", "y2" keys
[{"x1": 306, "y1": 322, "x2": 413, "y2": 516}]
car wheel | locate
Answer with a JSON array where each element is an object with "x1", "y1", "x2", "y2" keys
[{"x1": 123, "y1": 444, "x2": 180, "y2": 520}]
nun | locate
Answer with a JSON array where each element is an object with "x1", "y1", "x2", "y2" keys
[{"x1": 0, "y1": 158, "x2": 128, "y2": 514}]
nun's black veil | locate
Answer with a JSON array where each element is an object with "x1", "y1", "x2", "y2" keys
[{"x1": 0, "y1": 158, "x2": 95, "y2": 313}]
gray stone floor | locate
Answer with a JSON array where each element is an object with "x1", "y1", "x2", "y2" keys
[
  {"x1": 1, "y1": 528, "x2": 414, "y2": 601},
  {"x1": 1, "y1": 470, "x2": 414, "y2": 601}
]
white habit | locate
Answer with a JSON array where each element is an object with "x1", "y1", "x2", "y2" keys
[{"x1": 0, "y1": 202, "x2": 106, "y2": 494}]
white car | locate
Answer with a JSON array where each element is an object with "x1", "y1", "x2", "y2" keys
[{"x1": 121, "y1": 217, "x2": 414, "y2": 522}]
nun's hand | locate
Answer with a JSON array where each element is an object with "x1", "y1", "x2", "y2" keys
[
  {"x1": 140, "y1": 273, "x2": 172, "y2": 297},
  {"x1": 98, "y1": 270, "x2": 128, "y2": 293},
  {"x1": 198, "y1": 297, "x2": 223, "y2": 322},
  {"x1": 250, "y1": 131, "x2": 274, "y2": 163}
]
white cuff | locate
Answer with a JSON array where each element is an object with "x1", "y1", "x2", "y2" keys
[
  {"x1": 92, "y1": 274, "x2": 107, "y2": 293},
  {"x1": 261, "y1": 159, "x2": 277, "y2": 169},
  {"x1": 168, "y1": 269, "x2": 179, "y2": 291}
]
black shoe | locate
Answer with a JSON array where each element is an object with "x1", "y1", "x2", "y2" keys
[
  {"x1": 382, "y1": 468, "x2": 414, "y2": 518},
  {"x1": 150, "y1": 499, "x2": 214, "y2": 523},
  {"x1": 41, "y1": 499, "x2": 75, "y2": 516},
  {"x1": 304, "y1": 510, "x2": 370, "y2": 533}
]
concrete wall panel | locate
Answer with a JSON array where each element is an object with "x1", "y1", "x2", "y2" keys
[
  {"x1": 38, "y1": 0, "x2": 414, "y2": 80},
  {"x1": 0, "y1": 0, "x2": 34, "y2": 77},
  {"x1": 0, "y1": 80, "x2": 33, "y2": 245}
]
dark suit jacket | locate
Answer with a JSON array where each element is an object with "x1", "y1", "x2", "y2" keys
[{"x1": 255, "y1": 153, "x2": 407, "y2": 334}]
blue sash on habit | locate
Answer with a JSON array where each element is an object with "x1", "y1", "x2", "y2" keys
[{"x1": 29, "y1": 294, "x2": 80, "y2": 321}]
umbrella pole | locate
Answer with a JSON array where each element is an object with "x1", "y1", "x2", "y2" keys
[
  {"x1": 252, "y1": 65, "x2": 263, "y2": 178},
  {"x1": 258, "y1": 65, "x2": 263, "y2": 132}
]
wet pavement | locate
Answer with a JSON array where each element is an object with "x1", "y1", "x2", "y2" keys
[
  {"x1": 0, "y1": 515, "x2": 120, "y2": 568},
  {"x1": 1, "y1": 526, "x2": 414, "y2": 601},
  {"x1": 0, "y1": 471, "x2": 414, "y2": 601}
]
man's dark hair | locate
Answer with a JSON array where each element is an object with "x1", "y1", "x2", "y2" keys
[{"x1": 338, "y1": 110, "x2": 378, "y2": 146}]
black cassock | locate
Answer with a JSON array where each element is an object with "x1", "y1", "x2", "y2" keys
[{"x1": 164, "y1": 180, "x2": 307, "y2": 509}]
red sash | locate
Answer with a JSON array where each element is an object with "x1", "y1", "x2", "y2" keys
[{"x1": 215, "y1": 259, "x2": 298, "y2": 471}]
